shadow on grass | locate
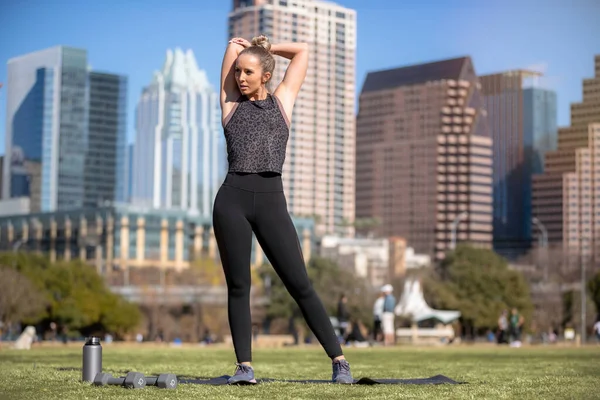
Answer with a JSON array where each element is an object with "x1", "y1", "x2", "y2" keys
[{"x1": 52, "y1": 366, "x2": 220, "y2": 382}]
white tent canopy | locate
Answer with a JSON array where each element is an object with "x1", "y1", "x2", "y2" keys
[{"x1": 394, "y1": 279, "x2": 461, "y2": 324}]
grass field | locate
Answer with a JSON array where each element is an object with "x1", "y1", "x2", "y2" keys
[{"x1": 1, "y1": 343, "x2": 599, "y2": 399}]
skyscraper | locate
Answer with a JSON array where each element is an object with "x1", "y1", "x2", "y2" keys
[
  {"x1": 533, "y1": 55, "x2": 600, "y2": 260},
  {"x1": 228, "y1": 0, "x2": 356, "y2": 236},
  {"x1": 480, "y1": 71, "x2": 557, "y2": 259},
  {"x1": 131, "y1": 48, "x2": 223, "y2": 218},
  {"x1": 355, "y1": 57, "x2": 493, "y2": 259},
  {"x1": 86, "y1": 72, "x2": 128, "y2": 208},
  {"x1": 524, "y1": 87, "x2": 558, "y2": 175},
  {"x1": 3, "y1": 46, "x2": 127, "y2": 212}
]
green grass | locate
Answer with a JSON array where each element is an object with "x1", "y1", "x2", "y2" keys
[{"x1": 1, "y1": 344, "x2": 599, "y2": 399}]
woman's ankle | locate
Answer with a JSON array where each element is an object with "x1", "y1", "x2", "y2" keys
[{"x1": 332, "y1": 355, "x2": 346, "y2": 363}]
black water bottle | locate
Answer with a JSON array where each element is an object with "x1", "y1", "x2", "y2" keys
[{"x1": 82, "y1": 336, "x2": 102, "y2": 382}]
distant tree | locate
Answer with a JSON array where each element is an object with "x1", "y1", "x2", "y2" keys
[
  {"x1": 258, "y1": 256, "x2": 374, "y2": 327},
  {"x1": 99, "y1": 295, "x2": 142, "y2": 339},
  {"x1": 587, "y1": 271, "x2": 600, "y2": 318},
  {"x1": 423, "y1": 244, "x2": 533, "y2": 335},
  {"x1": 307, "y1": 257, "x2": 373, "y2": 323},
  {"x1": 189, "y1": 256, "x2": 226, "y2": 286},
  {"x1": 46, "y1": 260, "x2": 107, "y2": 330},
  {"x1": 562, "y1": 290, "x2": 575, "y2": 328},
  {"x1": 0, "y1": 266, "x2": 47, "y2": 329},
  {"x1": 0, "y1": 252, "x2": 141, "y2": 338}
]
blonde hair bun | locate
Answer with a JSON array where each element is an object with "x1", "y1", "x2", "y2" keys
[{"x1": 251, "y1": 35, "x2": 271, "y2": 51}]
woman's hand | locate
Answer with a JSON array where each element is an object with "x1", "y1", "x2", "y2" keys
[{"x1": 229, "y1": 37, "x2": 251, "y2": 49}]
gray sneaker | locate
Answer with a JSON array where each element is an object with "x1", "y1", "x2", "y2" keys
[
  {"x1": 332, "y1": 359, "x2": 354, "y2": 384},
  {"x1": 228, "y1": 363, "x2": 257, "y2": 384}
]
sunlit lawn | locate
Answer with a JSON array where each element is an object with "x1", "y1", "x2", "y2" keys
[{"x1": 1, "y1": 343, "x2": 599, "y2": 399}]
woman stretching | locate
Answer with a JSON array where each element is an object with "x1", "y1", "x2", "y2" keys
[{"x1": 214, "y1": 35, "x2": 353, "y2": 384}]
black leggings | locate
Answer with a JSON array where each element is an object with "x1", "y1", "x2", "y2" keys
[{"x1": 212, "y1": 172, "x2": 343, "y2": 362}]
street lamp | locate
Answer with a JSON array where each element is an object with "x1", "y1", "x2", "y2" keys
[
  {"x1": 13, "y1": 238, "x2": 26, "y2": 253},
  {"x1": 451, "y1": 211, "x2": 468, "y2": 250},
  {"x1": 12, "y1": 238, "x2": 27, "y2": 269},
  {"x1": 532, "y1": 217, "x2": 548, "y2": 281},
  {"x1": 580, "y1": 241, "x2": 589, "y2": 346}
]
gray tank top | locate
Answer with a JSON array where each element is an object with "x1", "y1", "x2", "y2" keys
[{"x1": 223, "y1": 93, "x2": 290, "y2": 174}]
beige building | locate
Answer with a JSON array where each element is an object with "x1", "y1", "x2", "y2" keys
[
  {"x1": 356, "y1": 57, "x2": 493, "y2": 260},
  {"x1": 319, "y1": 235, "x2": 431, "y2": 289},
  {"x1": 533, "y1": 55, "x2": 600, "y2": 261},
  {"x1": 0, "y1": 205, "x2": 315, "y2": 285},
  {"x1": 228, "y1": 0, "x2": 356, "y2": 236}
]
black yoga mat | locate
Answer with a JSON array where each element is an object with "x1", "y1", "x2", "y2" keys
[{"x1": 178, "y1": 374, "x2": 462, "y2": 385}]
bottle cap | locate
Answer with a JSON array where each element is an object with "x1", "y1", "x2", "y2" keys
[{"x1": 86, "y1": 337, "x2": 101, "y2": 345}]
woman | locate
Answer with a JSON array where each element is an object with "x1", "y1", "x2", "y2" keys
[{"x1": 214, "y1": 35, "x2": 353, "y2": 384}]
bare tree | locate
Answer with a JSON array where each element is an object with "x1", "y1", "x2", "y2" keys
[
  {"x1": 515, "y1": 245, "x2": 600, "y2": 335},
  {"x1": 0, "y1": 267, "x2": 47, "y2": 329}
]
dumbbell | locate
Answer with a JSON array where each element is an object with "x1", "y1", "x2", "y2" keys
[
  {"x1": 145, "y1": 373, "x2": 178, "y2": 389},
  {"x1": 93, "y1": 371, "x2": 146, "y2": 389}
]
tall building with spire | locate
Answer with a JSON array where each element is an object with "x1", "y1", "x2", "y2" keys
[
  {"x1": 131, "y1": 48, "x2": 225, "y2": 218},
  {"x1": 228, "y1": 0, "x2": 356, "y2": 236},
  {"x1": 533, "y1": 55, "x2": 600, "y2": 261}
]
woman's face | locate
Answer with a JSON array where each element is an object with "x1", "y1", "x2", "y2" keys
[{"x1": 235, "y1": 54, "x2": 270, "y2": 96}]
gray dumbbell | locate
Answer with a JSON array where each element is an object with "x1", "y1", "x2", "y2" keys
[
  {"x1": 145, "y1": 373, "x2": 178, "y2": 389},
  {"x1": 93, "y1": 371, "x2": 146, "y2": 389}
]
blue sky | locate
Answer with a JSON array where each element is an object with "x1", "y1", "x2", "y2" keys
[{"x1": 0, "y1": 0, "x2": 598, "y2": 152}]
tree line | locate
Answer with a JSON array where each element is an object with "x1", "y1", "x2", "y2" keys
[
  {"x1": 259, "y1": 245, "x2": 600, "y2": 338},
  {"x1": 2, "y1": 245, "x2": 599, "y2": 342},
  {"x1": 0, "y1": 252, "x2": 141, "y2": 340}
]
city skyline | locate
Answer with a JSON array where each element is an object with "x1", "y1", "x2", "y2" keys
[
  {"x1": 2, "y1": 46, "x2": 128, "y2": 212},
  {"x1": 1, "y1": 0, "x2": 599, "y2": 155}
]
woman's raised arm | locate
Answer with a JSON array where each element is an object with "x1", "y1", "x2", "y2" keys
[
  {"x1": 272, "y1": 42, "x2": 309, "y2": 119},
  {"x1": 220, "y1": 40, "x2": 244, "y2": 123}
]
